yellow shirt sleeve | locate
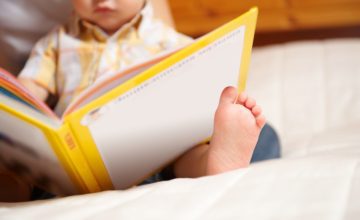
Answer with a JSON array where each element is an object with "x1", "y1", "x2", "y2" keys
[{"x1": 18, "y1": 28, "x2": 59, "y2": 95}]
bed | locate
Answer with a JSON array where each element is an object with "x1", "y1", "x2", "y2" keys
[{"x1": 0, "y1": 38, "x2": 359, "y2": 219}]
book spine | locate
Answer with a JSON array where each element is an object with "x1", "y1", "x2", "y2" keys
[{"x1": 53, "y1": 124, "x2": 101, "y2": 193}]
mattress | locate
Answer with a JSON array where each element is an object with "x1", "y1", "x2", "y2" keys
[{"x1": 0, "y1": 38, "x2": 359, "y2": 220}]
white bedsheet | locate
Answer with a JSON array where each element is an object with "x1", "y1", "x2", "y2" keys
[
  {"x1": 247, "y1": 39, "x2": 360, "y2": 157},
  {"x1": 0, "y1": 38, "x2": 359, "y2": 220}
]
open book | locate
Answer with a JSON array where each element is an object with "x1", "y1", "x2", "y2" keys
[{"x1": 0, "y1": 8, "x2": 258, "y2": 195}]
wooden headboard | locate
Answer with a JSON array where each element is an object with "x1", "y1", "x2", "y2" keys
[{"x1": 167, "y1": 0, "x2": 360, "y2": 42}]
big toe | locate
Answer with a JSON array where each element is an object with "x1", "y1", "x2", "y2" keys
[{"x1": 219, "y1": 86, "x2": 238, "y2": 105}]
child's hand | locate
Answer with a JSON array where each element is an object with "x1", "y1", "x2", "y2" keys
[{"x1": 18, "y1": 78, "x2": 49, "y2": 102}]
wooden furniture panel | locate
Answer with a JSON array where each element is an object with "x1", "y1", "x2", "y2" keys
[
  {"x1": 197, "y1": 0, "x2": 287, "y2": 12},
  {"x1": 291, "y1": 3, "x2": 360, "y2": 28},
  {"x1": 289, "y1": 0, "x2": 360, "y2": 7},
  {"x1": 167, "y1": 0, "x2": 360, "y2": 37},
  {"x1": 168, "y1": 0, "x2": 291, "y2": 36}
]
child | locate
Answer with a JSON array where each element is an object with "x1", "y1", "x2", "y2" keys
[{"x1": 18, "y1": 0, "x2": 265, "y2": 181}]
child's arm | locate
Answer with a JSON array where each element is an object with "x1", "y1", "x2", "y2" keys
[
  {"x1": 17, "y1": 29, "x2": 59, "y2": 103},
  {"x1": 18, "y1": 78, "x2": 49, "y2": 101},
  {"x1": 3, "y1": 30, "x2": 60, "y2": 201}
]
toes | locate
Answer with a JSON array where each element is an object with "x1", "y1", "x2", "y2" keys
[
  {"x1": 245, "y1": 97, "x2": 256, "y2": 109},
  {"x1": 251, "y1": 105, "x2": 262, "y2": 117},
  {"x1": 256, "y1": 115, "x2": 266, "y2": 128},
  {"x1": 219, "y1": 86, "x2": 238, "y2": 105},
  {"x1": 237, "y1": 92, "x2": 247, "y2": 104}
]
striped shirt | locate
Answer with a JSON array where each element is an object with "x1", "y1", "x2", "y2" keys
[{"x1": 18, "y1": 2, "x2": 192, "y2": 115}]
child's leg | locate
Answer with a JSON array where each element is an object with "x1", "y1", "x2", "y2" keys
[{"x1": 173, "y1": 86, "x2": 265, "y2": 178}]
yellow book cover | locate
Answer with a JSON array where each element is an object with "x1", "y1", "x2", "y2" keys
[{"x1": 0, "y1": 8, "x2": 258, "y2": 195}]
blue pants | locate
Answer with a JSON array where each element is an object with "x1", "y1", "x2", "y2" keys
[{"x1": 251, "y1": 123, "x2": 281, "y2": 163}]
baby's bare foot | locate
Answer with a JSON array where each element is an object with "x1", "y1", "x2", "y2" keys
[{"x1": 206, "y1": 86, "x2": 266, "y2": 175}]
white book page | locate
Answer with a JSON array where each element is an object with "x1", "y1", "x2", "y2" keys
[
  {"x1": 0, "y1": 70, "x2": 58, "y2": 119},
  {"x1": 0, "y1": 94, "x2": 61, "y2": 127},
  {"x1": 0, "y1": 97, "x2": 76, "y2": 195},
  {"x1": 86, "y1": 26, "x2": 245, "y2": 189},
  {"x1": 63, "y1": 47, "x2": 181, "y2": 116}
]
